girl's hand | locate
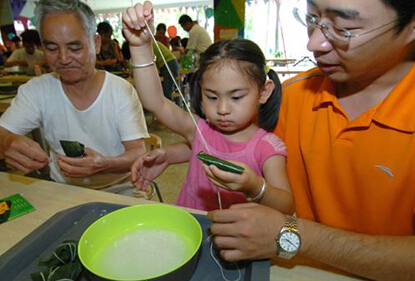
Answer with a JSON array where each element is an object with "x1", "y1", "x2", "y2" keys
[
  {"x1": 122, "y1": 1, "x2": 154, "y2": 47},
  {"x1": 130, "y1": 148, "x2": 169, "y2": 191},
  {"x1": 202, "y1": 162, "x2": 263, "y2": 198}
]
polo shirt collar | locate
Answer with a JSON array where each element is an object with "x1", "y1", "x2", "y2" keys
[
  {"x1": 312, "y1": 78, "x2": 337, "y2": 109},
  {"x1": 312, "y1": 63, "x2": 415, "y2": 133},
  {"x1": 372, "y1": 63, "x2": 415, "y2": 133}
]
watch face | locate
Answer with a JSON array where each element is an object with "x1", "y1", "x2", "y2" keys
[{"x1": 279, "y1": 231, "x2": 300, "y2": 253}]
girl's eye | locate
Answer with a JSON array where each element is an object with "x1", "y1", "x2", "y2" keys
[
  {"x1": 207, "y1": 95, "x2": 217, "y2": 100},
  {"x1": 232, "y1": 96, "x2": 242, "y2": 101}
]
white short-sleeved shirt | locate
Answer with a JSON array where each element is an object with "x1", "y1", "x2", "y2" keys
[
  {"x1": 0, "y1": 72, "x2": 149, "y2": 187},
  {"x1": 7, "y1": 48, "x2": 45, "y2": 75},
  {"x1": 187, "y1": 24, "x2": 212, "y2": 54}
]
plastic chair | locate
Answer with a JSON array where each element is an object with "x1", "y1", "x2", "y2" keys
[{"x1": 143, "y1": 133, "x2": 164, "y2": 202}]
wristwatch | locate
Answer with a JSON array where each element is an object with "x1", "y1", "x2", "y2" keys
[{"x1": 276, "y1": 215, "x2": 301, "y2": 259}]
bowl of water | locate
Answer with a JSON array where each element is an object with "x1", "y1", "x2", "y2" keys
[{"x1": 78, "y1": 204, "x2": 202, "y2": 281}]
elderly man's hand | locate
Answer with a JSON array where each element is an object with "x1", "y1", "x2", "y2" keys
[
  {"x1": 208, "y1": 203, "x2": 285, "y2": 261},
  {"x1": 2, "y1": 134, "x2": 51, "y2": 174},
  {"x1": 56, "y1": 147, "x2": 107, "y2": 178}
]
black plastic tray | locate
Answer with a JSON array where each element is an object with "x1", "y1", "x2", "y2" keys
[{"x1": 0, "y1": 202, "x2": 270, "y2": 281}]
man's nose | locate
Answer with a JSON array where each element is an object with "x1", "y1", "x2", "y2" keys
[
  {"x1": 58, "y1": 49, "x2": 71, "y2": 64},
  {"x1": 306, "y1": 27, "x2": 333, "y2": 53}
]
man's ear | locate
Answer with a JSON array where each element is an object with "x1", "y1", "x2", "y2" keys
[
  {"x1": 94, "y1": 34, "x2": 101, "y2": 54},
  {"x1": 405, "y1": 14, "x2": 415, "y2": 44},
  {"x1": 259, "y1": 79, "x2": 275, "y2": 104}
]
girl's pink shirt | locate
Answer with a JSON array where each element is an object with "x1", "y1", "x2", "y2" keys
[{"x1": 176, "y1": 119, "x2": 286, "y2": 211}]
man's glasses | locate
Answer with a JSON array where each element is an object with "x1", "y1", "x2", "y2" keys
[{"x1": 293, "y1": 7, "x2": 398, "y2": 45}]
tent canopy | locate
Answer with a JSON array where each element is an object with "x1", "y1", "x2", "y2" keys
[{"x1": 83, "y1": 0, "x2": 212, "y2": 14}]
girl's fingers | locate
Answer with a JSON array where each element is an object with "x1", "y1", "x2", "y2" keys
[
  {"x1": 122, "y1": 11, "x2": 134, "y2": 29},
  {"x1": 143, "y1": 1, "x2": 153, "y2": 17},
  {"x1": 126, "y1": 7, "x2": 142, "y2": 30}
]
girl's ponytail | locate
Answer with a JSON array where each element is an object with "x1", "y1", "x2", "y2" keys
[{"x1": 258, "y1": 68, "x2": 282, "y2": 132}]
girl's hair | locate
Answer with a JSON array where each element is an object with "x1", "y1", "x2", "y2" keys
[{"x1": 190, "y1": 38, "x2": 282, "y2": 132}]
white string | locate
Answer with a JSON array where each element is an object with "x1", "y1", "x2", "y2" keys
[
  {"x1": 47, "y1": 267, "x2": 59, "y2": 281},
  {"x1": 52, "y1": 251, "x2": 66, "y2": 264},
  {"x1": 143, "y1": 20, "x2": 222, "y2": 209},
  {"x1": 207, "y1": 235, "x2": 241, "y2": 281},
  {"x1": 143, "y1": 20, "x2": 211, "y2": 155}
]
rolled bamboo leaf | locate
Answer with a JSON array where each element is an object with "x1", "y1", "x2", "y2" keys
[
  {"x1": 60, "y1": 140, "x2": 85, "y2": 157},
  {"x1": 197, "y1": 151, "x2": 244, "y2": 174}
]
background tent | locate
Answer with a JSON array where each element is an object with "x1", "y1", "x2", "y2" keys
[{"x1": 83, "y1": 0, "x2": 212, "y2": 14}]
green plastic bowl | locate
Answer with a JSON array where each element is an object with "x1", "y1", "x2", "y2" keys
[{"x1": 78, "y1": 204, "x2": 202, "y2": 281}]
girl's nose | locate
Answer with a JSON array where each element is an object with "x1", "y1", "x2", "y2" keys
[
  {"x1": 217, "y1": 100, "x2": 230, "y2": 115},
  {"x1": 306, "y1": 28, "x2": 333, "y2": 53}
]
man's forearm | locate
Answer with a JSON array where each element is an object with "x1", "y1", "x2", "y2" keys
[
  {"x1": 0, "y1": 127, "x2": 13, "y2": 155},
  {"x1": 5, "y1": 60, "x2": 26, "y2": 67},
  {"x1": 299, "y1": 219, "x2": 415, "y2": 281},
  {"x1": 101, "y1": 146, "x2": 146, "y2": 173}
]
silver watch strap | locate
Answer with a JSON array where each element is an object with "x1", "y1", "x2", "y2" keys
[{"x1": 285, "y1": 215, "x2": 299, "y2": 232}]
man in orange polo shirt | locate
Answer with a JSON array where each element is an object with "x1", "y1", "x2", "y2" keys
[{"x1": 208, "y1": 0, "x2": 415, "y2": 280}]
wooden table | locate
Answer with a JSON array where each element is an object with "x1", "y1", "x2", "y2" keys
[
  {"x1": 0, "y1": 95, "x2": 14, "y2": 114},
  {"x1": 0, "y1": 75, "x2": 32, "y2": 84},
  {"x1": 0, "y1": 172, "x2": 364, "y2": 280}
]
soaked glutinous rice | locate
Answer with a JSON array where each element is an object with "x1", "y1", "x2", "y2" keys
[{"x1": 94, "y1": 228, "x2": 191, "y2": 279}]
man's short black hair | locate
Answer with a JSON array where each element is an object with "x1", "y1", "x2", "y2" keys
[
  {"x1": 381, "y1": 0, "x2": 415, "y2": 32},
  {"x1": 21, "y1": 29, "x2": 41, "y2": 47},
  {"x1": 179, "y1": 15, "x2": 193, "y2": 25}
]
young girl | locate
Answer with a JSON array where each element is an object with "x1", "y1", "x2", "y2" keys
[{"x1": 123, "y1": 2, "x2": 294, "y2": 213}]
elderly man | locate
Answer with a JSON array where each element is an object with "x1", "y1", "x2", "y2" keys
[{"x1": 0, "y1": 0, "x2": 148, "y2": 191}]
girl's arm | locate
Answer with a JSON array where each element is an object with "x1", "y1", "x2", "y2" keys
[
  {"x1": 258, "y1": 155, "x2": 294, "y2": 214},
  {"x1": 122, "y1": 3, "x2": 196, "y2": 142},
  {"x1": 131, "y1": 142, "x2": 191, "y2": 190},
  {"x1": 203, "y1": 155, "x2": 294, "y2": 214}
]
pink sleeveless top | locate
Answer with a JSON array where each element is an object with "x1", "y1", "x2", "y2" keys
[{"x1": 176, "y1": 119, "x2": 287, "y2": 211}]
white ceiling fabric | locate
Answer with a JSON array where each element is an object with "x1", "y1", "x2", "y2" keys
[{"x1": 82, "y1": 0, "x2": 212, "y2": 14}]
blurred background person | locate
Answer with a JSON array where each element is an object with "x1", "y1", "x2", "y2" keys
[
  {"x1": 169, "y1": 36, "x2": 184, "y2": 61},
  {"x1": 178, "y1": 14, "x2": 212, "y2": 57},
  {"x1": 122, "y1": 39, "x2": 179, "y2": 101},
  {"x1": 181, "y1": 37, "x2": 188, "y2": 49},
  {"x1": 5, "y1": 29, "x2": 45, "y2": 75},
  {"x1": 155, "y1": 23, "x2": 169, "y2": 48},
  {"x1": 0, "y1": 43, "x2": 6, "y2": 67},
  {"x1": 96, "y1": 21, "x2": 123, "y2": 72}
]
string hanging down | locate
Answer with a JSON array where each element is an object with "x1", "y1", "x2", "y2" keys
[{"x1": 142, "y1": 20, "x2": 222, "y2": 209}]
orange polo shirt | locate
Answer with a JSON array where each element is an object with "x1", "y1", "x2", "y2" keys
[{"x1": 275, "y1": 66, "x2": 415, "y2": 235}]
